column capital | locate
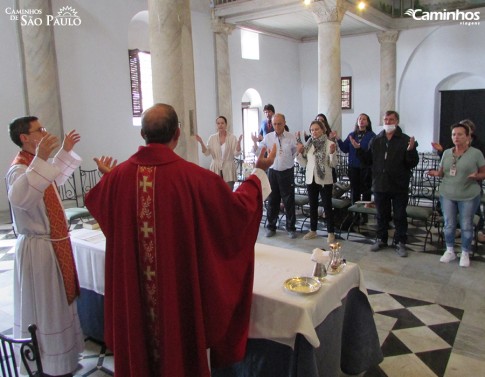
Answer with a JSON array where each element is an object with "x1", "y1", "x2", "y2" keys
[
  {"x1": 377, "y1": 30, "x2": 400, "y2": 44},
  {"x1": 311, "y1": 0, "x2": 346, "y2": 24},
  {"x1": 211, "y1": 17, "x2": 235, "y2": 35}
]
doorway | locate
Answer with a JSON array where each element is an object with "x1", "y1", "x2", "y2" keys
[
  {"x1": 241, "y1": 88, "x2": 262, "y2": 159},
  {"x1": 242, "y1": 106, "x2": 259, "y2": 158},
  {"x1": 439, "y1": 89, "x2": 485, "y2": 147}
]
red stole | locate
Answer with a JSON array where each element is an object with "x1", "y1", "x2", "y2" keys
[{"x1": 11, "y1": 151, "x2": 80, "y2": 304}]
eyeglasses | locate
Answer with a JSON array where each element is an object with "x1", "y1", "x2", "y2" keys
[{"x1": 28, "y1": 127, "x2": 46, "y2": 134}]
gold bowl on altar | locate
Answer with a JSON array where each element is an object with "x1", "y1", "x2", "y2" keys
[{"x1": 284, "y1": 276, "x2": 322, "y2": 294}]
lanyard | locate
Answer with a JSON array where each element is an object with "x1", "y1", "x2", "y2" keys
[
  {"x1": 449, "y1": 147, "x2": 467, "y2": 176},
  {"x1": 277, "y1": 134, "x2": 283, "y2": 154},
  {"x1": 451, "y1": 147, "x2": 467, "y2": 168},
  {"x1": 451, "y1": 154, "x2": 461, "y2": 168}
]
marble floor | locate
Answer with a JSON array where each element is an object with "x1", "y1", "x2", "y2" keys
[{"x1": 1, "y1": 212, "x2": 484, "y2": 377}]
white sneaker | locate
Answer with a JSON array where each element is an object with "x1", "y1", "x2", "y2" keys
[
  {"x1": 440, "y1": 251, "x2": 456, "y2": 263},
  {"x1": 327, "y1": 233, "x2": 336, "y2": 243},
  {"x1": 459, "y1": 252, "x2": 470, "y2": 268},
  {"x1": 303, "y1": 231, "x2": 317, "y2": 240}
]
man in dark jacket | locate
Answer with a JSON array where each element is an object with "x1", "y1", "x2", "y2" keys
[{"x1": 351, "y1": 110, "x2": 419, "y2": 257}]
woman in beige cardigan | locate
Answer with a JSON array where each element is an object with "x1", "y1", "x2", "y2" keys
[{"x1": 196, "y1": 116, "x2": 242, "y2": 190}]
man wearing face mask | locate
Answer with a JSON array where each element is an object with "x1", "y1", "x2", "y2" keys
[{"x1": 351, "y1": 110, "x2": 419, "y2": 257}]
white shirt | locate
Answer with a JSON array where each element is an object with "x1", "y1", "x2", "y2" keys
[{"x1": 254, "y1": 131, "x2": 297, "y2": 171}]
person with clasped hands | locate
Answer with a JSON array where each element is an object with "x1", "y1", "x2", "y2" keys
[
  {"x1": 296, "y1": 120, "x2": 338, "y2": 243},
  {"x1": 85, "y1": 103, "x2": 276, "y2": 377},
  {"x1": 352, "y1": 110, "x2": 419, "y2": 257},
  {"x1": 428, "y1": 122, "x2": 485, "y2": 268}
]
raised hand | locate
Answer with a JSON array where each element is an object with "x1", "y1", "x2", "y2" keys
[
  {"x1": 431, "y1": 142, "x2": 443, "y2": 152},
  {"x1": 36, "y1": 134, "x2": 60, "y2": 161},
  {"x1": 408, "y1": 136, "x2": 416, "y2": 151},
  {"x1": 251, "y1": 132, "x2": 260, "y2": 144},
  {"x1": 62, "y1": 130, "x2": 81, "y2": 152},
  {"x1": 93, "y1": 155, "x2": 118, "y2": 175},
  {"x1": 255, "y1": 144, "x2": 277, "y2": 171},
  {"x1": 349, "y1": 135, "x2": 360, "y2": 149}
]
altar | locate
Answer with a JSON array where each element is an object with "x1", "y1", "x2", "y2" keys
[{"x1": 70, "y1": 228, "x2": 382, "y2": 376}]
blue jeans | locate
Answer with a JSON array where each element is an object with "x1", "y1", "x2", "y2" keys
[{"x1": 440, "y1": 194, "x2": 481, "y2": 252}]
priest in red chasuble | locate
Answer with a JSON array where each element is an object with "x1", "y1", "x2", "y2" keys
[{"x1": 85, "y1": 103, "x2": 275, "y2": 377}]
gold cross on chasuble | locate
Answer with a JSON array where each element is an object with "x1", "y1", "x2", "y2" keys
[
  {"x1": 139, "y1": 175, "x2": 153, "y2": 192},
  {"x1": 137, "y1": 166, "x2": 160, "y2": 373}
]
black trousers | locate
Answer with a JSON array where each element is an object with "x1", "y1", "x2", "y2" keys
[
  {"x1": 307, "y1": 181, "x2": 334, "y2": 233},
  {"x1": 267, "y1": 168, "x2": 296, "y2": 232},
  {"x1": 374, "y1": 191, "x2": 409, "y2": 244},
  {"x1": 348, "y1": 167, "x2": 372, "y2": 204}
]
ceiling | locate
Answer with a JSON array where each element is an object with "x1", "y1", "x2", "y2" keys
[{"x1": 212, "y1": 0, "x2": 485, "y2": 41}]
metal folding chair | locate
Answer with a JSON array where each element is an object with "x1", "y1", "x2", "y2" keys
[{"x1": 0, "y1": 324, "x2": 44, "y2": 377}]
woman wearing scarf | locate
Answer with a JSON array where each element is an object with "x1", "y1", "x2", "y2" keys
[
  {"x1": 196, "y1": 116, "x2": 242, "y2": 190},
  {"x1": 297, "y1": 120, "x2": 338, "y2": 243}
]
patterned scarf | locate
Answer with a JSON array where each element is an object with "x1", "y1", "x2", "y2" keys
[
  {"x1": 303, "y1": 134, "x2": 327, "y2": 179},
  {"x1": 11, "y1": 150, "x2": 80, "y2": 304}
]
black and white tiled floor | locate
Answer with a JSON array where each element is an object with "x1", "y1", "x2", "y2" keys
[
  {"x1": 258, "y1": 208, "x2": 485, "y2": 376},
  {"x1": 2, "y1": 212, "x2": 485, "y2": 376},
  {"x1": 365, "y1": 290, "x2": 464, "y2": 377}
]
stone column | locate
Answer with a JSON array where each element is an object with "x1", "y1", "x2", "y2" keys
[
  {"x1": 148, "y1": 0, "x2": 198, "y2": 163},
  {"x1": 377, "y1": 30, "x2": 399, "y2": 118},
  {"x1": 18, "y1": 0, "x2": 63, "y2": 138},
  {"x1": 311, "y1": 0, "x2": 346, "y2": 135},
  {"x1": 212, "y1": 17, "x2": 235, "y2": 131}
]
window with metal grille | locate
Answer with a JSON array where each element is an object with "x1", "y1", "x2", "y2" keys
[{"x1": 128, "y1": 49, "x2": 153, "y2": 125}]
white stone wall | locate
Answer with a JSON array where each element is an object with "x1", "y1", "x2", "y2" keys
[{"x1": 0, "y1": 1, "x2": 484, "y2": 212}]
